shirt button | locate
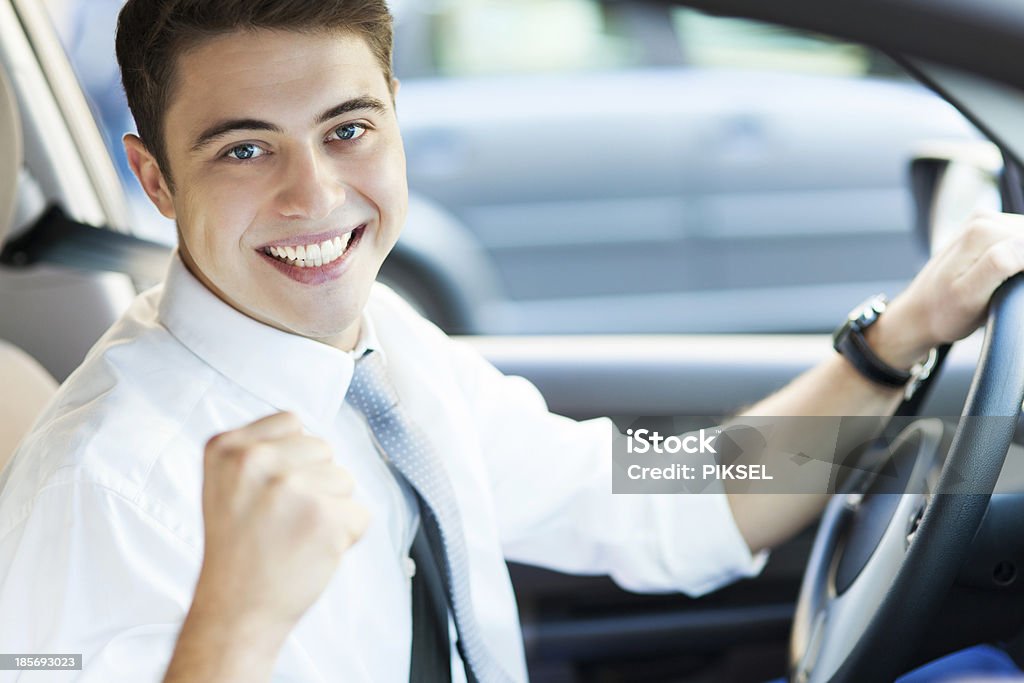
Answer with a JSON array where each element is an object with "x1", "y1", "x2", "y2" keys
[{"x1": 403, "y1": 556, "x2": 416, "y2": 578}]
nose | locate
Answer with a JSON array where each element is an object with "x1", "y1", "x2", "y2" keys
[{"x1": 274, "y1": 147, "x2": 346, "y2": 221}]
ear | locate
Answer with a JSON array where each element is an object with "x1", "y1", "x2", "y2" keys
[
  {"x1": 391, "y1": 77, "x2": 401, "y2": 99},
  {"x1": 123, "y1": 134, "x2": 176, "y2": 219}
]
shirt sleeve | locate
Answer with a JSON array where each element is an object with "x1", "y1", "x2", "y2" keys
[
  {"x1": 0, "y1": 478, "x2": 318, "y2": 683},
  {"x1": 447, "y1": 340, "x2": 768, "y2": 597}
]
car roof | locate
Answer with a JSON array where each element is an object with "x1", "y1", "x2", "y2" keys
[{"x1": 664, "y1": 0, "x2": 1024, "y2": 93}]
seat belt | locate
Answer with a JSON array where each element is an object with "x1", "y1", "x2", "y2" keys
[
  {"x1": 0, "y1": 203, "x2": 171, "y2": 283},
  {"x1": 409, "y1": 521, "x2": 452, "y2": 682}
]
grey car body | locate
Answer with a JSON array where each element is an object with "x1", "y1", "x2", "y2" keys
[{"x1": 395, "y1": 65, "x2": 978, "y2": 334}]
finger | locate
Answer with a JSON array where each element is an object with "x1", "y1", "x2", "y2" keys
[
  {"x1": 270, "y1": 460, "x2": 355, "y2": 497},
  {"x1": 312, "y1": 498, "x2": 371, "y2": 553},
  {"x1": 337, "y1": 499, "x2": 371, "y2": 544},
  {"x1": 226, "y1": 435, "x2": 335, "y2": 485},
  {"x1": 947, "y1": 215, "x2": 1024, "y2": 272},
  {"x1": 204, "y1": 413, "x2": 301, "y2": 462},
  {"x1": 206, "y1": 411, "x2": 304, "y2": 453},
  {"x1": 235, "y1": 411, "x2": 306, "y2": 441},
  {"x1": 951, "y1": 238, "x2": 1024, "y2": 313},
  {"x1": 264, "y1": 433, "x2": 334, "y2": 464}
]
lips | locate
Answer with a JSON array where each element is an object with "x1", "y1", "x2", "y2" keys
[
  {"x1": 257, "y1": 225, "x2": 365, "y2": 285},
  {"x1": 262, "y1": 228, "x2": 360, "y2": 268}
]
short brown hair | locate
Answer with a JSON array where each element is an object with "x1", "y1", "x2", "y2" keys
[{"x1": 115, "y1": 0, "x2": 394, "y2": 191}]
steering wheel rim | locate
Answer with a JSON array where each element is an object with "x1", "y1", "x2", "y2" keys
[{"x1": 788, "y1": 272, "x2": 1024, "y2": 683}]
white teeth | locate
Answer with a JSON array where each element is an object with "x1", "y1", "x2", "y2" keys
[
  {"x1": 265, "y1": 230, "x2": 359, "y2": 268},
  {"x1": 320, "y1": 239, "x2": 335, "y2": 264}
]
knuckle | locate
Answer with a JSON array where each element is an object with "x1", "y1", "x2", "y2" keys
[
  {"x1": 277, "y1": 411, "x2": 302, "y2": 430},
  {"x1": 204, "y1": 435, "x2": 245, "y2": 474},
  {"x1": 968, "y1": 208, "x2": 999, "y2": 224},
  {"x1": 985, "y1": 245, "x2": 1019, "y2": 275},
  {"x1": 266, "y1": 468, "x2": 302, "y2": 494},
  {"x1": 234, "y1": 443, "x2": 275, "y2": 478},
  {"x1": 204, "y1": 430, "x2": 234, "y2": 455},
  {"x1": 963, "y1": 220, "x2": 995, "y2": 246},
  {"x1": 266, "y1": 476, "x2": 320, "y2": 517},
  {"x1": 302, "y1": 496, "x2": 337, "y2": 532},
  {"x1": 949, "y1": 277, "x2": 971, "y2": 305},
  {"x1": 304, "y1": 436, "x2": 333, "y2": 460}
]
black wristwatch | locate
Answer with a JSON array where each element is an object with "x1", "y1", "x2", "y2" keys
[{"x1": 833, "y1": 294, "x2": 937, "y2": 398}]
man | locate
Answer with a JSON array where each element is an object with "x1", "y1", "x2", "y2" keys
[{"x1": 0, "y1": 1, "x2": 1022, "y2": 681}]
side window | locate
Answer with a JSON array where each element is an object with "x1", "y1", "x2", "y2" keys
[
  {"x1": 42, "y1": 0, "x2": 175, "y2": 244},
  {"x1": 671, "y1": 8, "x2": 905, "y2": 78},
  {"x1": 393, "y1": 4, "x2": 979, "y2": 335},
  {"x1": 394, "y1": 0, "x2": 677, "y2": 77}
]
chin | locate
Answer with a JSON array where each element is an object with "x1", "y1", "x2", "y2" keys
[{"x1": 286, "y1": 312, "x2": 361, "y2": 342}]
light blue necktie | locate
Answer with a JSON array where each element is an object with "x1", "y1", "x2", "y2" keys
[{"x1": 346, "y1": 350, "x2": 513, "y2": 683}]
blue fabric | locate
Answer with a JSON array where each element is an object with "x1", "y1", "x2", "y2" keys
[
  {"x1": 767, "y1": 645, "x2": 1021, "y2": 682},
  {"x1": 898, "y1": 645, "x2": 1021, "y2": 682}
]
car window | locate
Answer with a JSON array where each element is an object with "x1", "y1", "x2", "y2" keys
[
  {"x1": 670, "y1": 7, "x2": 905, "y2": 77},
  {"x1": 395, "y1": 0, "x2": 661, "y2": 77},
  {"x1": 42, "y1": 0, "x2": 983, "y2": 336},
  {"x1": 42, "y1": 0, "x2": 176, "y2": 244},
  {"x1": 395, "y1": 3, "x2": 905, "y2": 78}
]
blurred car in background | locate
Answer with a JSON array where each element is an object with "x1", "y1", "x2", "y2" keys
[
  {"x1": 389, "y1": 0, "x2": 979, "y2": 334},
  {"x1": 46, "y1": 0, "x2": 979, "y2": 335}
]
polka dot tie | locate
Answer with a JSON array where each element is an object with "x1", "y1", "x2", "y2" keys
[{"x1": 346, "y1": 350, "x2": 513, "y2": 683}]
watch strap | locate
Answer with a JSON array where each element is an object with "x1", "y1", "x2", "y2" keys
[{"x1": 837, "y1": 328, "x2": 912, "y2": 388}]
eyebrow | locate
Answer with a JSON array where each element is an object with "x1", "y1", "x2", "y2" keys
[{"x1": 189, "y1": 96, "x2": 389, "y2": 152}]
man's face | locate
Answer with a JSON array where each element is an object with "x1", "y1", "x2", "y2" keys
[{"x1": 144, "y1": 29, "x2": 407, "y2": 349}]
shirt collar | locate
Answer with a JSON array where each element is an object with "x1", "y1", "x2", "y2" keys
[{"x1": 157, "y1": 251, "x2": 380, "y2": 426}]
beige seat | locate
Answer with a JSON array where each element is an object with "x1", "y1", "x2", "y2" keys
[{"x1": 0, "y1": 60, "x2": 57, "y2": 471}]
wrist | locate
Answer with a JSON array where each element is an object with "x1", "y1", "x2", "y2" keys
[
  {"x1": 165, "y1": 584, "x2": 292, "y2": 683},
  {"x1": 862, "y1": 297, "x2": 934, "y2": 371},
  {"x1": 189, "y1": 570, "x2": 296, "y2": 644},
  {"x1": 833, "y1": 293, "x2": 939, "y2": 398}
]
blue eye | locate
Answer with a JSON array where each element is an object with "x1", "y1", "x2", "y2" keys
[
  {"x1": 331, "y1": 123, "x2": 367, "y2": 142},
  {"x1": 226, "y1": 143, "x2": 266, "y2": 161}
]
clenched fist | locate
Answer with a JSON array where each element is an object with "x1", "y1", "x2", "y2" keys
[{"x1": 193, "y1": 411, "x2": 369, "y2": 631}]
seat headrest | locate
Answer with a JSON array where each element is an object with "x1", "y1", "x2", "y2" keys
[{"x1": 0, "y1": 62, "x2": 22, "y2": 250}]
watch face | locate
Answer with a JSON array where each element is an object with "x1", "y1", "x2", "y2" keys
[{"x1": 849, "y1": 294, "x2": 888, "y2": 328}]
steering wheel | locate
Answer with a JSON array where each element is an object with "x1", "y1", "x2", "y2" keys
[{"x1": 788, "y1": 180, "x2": 1024, "y2": 680}]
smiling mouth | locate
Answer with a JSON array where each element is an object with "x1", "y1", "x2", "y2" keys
[{"x1": 261, "y1": 227, "x2": 364, "y2": 268}]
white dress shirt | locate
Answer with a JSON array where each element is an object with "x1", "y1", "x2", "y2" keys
[{"x1": 0, "y1": 254, "x2": 765, "y2": 682}]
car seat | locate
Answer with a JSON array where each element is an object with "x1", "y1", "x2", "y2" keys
[{"x1": 0, "y1": 58, "x2": 58, "y2": 471}]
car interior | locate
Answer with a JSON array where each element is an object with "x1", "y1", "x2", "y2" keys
[
  {"x1": 0, "y1": 59, "x2": 57, "y2": 472},
  {"x1": 4, "y1": 0, "x2": 1024, "y2": 681}
]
